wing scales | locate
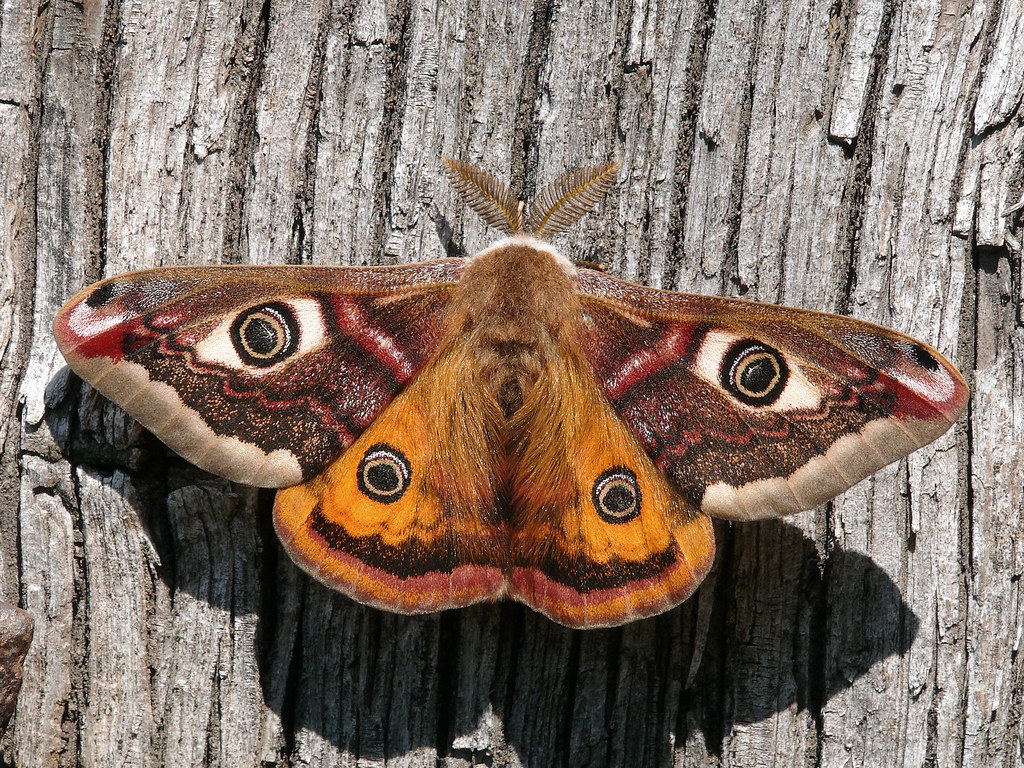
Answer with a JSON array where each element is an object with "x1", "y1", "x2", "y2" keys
[{"x1": 575, "y1": 269, "x2": 969, "y2": 520}]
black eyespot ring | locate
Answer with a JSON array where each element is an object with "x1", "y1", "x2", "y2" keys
[
  {"x1": 357, "y1": 443, "x2": 412, "y2": 504},
  {"x1": 721, "y1": 340, "x2": 789, "y2": 406},
  {"x1": 230, "y1": 302, "x2": 299, "y2": 368},
  {"x1": 591, "y1": 467, "x2": 642, "y2": 524}
]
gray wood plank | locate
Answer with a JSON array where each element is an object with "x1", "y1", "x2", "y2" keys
[{"x1": 3, "y1": 0, "x2": 1021, "y2": 765}]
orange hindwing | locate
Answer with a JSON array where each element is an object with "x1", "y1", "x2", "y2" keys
[{"x1": 273, "y1": 340, "x2": 509, "y2": 613}]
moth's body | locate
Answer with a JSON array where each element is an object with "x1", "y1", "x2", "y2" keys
[
  {"x1": 53, "y1": 162, "x2": 969, "y2": 628},
  {"x1": 454, "y1": 238, "x2": 577, "y2": 417}
]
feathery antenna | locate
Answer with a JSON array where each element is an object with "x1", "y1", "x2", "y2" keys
[
  {"x1": 527, "y1": 161, "x2": 620, "y2": 238},
  {"x1": 443, "y1": 157, "x2": 619, "y2": 239},
  {"x1": 442, "y1": 157, "x2": 524, "y2": 235}
]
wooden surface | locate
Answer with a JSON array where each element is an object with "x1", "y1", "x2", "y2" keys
[{"x1": 1, "y1": 0, "x2": 1022, "y2": 765}]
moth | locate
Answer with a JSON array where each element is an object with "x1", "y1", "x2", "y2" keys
[{"x1": 53, "y1": 159, "x2": 968, "y2": 629}]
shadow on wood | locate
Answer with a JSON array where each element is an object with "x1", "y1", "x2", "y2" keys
[
  {"x1": 47, "y1": 355, "x2": 917, "y2": 763},
  {"x1": 256, "y1": 521, "x2": 917, "y2": 764}
]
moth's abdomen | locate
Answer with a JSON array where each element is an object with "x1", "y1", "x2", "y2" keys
[{"x1": 503, "y1": 338, "x2": 715, "y2": 628}]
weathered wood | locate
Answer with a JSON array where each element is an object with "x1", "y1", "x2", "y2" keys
[{"x1": 2, "y1": 0, "x2": 1021, "y2": 766}]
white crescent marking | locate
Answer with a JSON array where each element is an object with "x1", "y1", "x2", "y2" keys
[
  {"x1": 469, "y1": 235, "x2": 577, "y2": 277},
  {"x1": 193, "y1": 297, "x2": 328, "y2": 374},
  {"x1": 692, "y1": 330, "x2": 823, "y2": 412}
]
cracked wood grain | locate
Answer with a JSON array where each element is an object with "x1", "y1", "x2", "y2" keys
[{"x1": 2, "y1": 0, "x2": 1021, "y2": 765}]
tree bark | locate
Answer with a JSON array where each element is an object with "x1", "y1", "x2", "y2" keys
[{"x1": 1, "y1": 0, "x2": 1022, "y2": 766}]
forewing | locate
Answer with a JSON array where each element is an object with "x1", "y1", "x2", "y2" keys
[
  {"x1": 576, "y1": 270, "x2": 969, "y2": 519},
  {"x1": 53, "y1": 261, "x2": 462, "y2": 487}
]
